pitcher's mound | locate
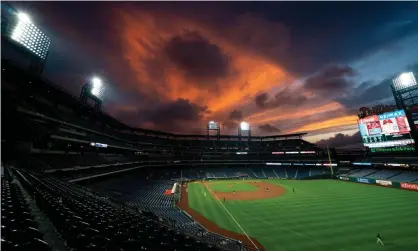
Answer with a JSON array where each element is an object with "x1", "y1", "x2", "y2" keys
[{"x1": 207, "y1": 181, "x2": 285, "y2": 201}]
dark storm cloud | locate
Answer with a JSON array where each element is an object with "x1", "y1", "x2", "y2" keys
[
  {"x1": 338, "y1": 60, "x2": 418, "y2": 110},
  {"x1": 304, "y1": 65, "x2": 356, "y2": 92},
  {"x1": 258, "y1": 124, "x2": 281, "y2": 134},
  {"x1": 144, "y1": 98, "x2": 210, "y2": 125},
  {"x1": 315, "y1": 132, "x2": 362, "y2": 149},
  {"x1": 165, "y1": 31, "x2": 231, "y2": 88},
  {"x1": 222, "y1": 109, "x2": 243, "y2": 131},
  {"x1": 280, "y1": 2, "x2": 418, "y2": 75},
  {"x1": 255, "y1": 89, "x2": 308, "y2": 109},
  {"x1": 228, "y1": 109, "x2": 243, "y2": 121},
  {"x1": 255, "y1": 93, "x2": 269, "y2": 108},
  {"x1": 338, "y1": 79, "x2": 394, "y2": 109},
  {"x1": 222, "y1": 120, "x2": 239, "y2": 131}
]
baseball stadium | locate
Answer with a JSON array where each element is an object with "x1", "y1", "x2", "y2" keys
[{"x1": 2, "y1": 3, "x2": 418, "y2": 251}]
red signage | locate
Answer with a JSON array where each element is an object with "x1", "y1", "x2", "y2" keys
[{"x1": 400, "y1": 183, "x2": 418, "y2": 191}]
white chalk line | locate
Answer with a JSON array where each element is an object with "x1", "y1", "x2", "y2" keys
[{"x1": 203, "y1": 183, "x2": 260, "y2": 250}]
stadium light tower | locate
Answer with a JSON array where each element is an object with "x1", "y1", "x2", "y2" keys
[
  {"x1": 238, "y1": 121, "x2": 251, "y2": 141},
  {"x1": 80, "y1": 76, "x2": 106, "y2": 111},
  {"x1": 207, "y1": 121, "x2": 220, "y2": 140},
  {"x1": 391, "y1": 71, "x2": 418, "y2": 152},
  {"x1": 1, "y1": 5, "x2": 51, "y2": 74}
]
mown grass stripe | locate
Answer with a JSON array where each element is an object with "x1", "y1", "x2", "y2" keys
[{"x1": 188, "y1": 180, "x2": 418, "y2": 251}]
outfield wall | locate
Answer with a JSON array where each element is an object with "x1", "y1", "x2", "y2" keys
[{"x1": 338, "y1": 176, "x2": 418, "y2": 192}]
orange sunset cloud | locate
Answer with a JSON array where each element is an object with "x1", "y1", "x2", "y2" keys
[{"x1": 116, "y1": 8, "x2": 293, "y2": 114}]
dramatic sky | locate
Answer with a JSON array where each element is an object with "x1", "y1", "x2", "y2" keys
[{"x1": 12, "y1": 2, "x2": 418, "y2": 147}]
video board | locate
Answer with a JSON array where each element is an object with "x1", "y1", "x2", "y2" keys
[{"x1": 358, "y1": 109, "x2": 415, "y2": 148}]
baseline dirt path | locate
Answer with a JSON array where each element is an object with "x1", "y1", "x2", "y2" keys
[
  {"x1": 177, "y1": 183, "x2": 265, "y2": 251},
  {"x1": 209, "y1": 181, "x2": 286, "y2": 201}
]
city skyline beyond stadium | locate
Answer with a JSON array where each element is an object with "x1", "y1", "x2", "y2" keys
[{"x1": 8, "y1": 1, "x2": 418, "y2": 148}]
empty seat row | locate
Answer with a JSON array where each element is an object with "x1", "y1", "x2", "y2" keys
[
  {"x1": 1, "y1": 176, "x2": 51, "y2": 251},
  {"x1": 16, "y1": 169, "x2": 223, "y2": 251}
]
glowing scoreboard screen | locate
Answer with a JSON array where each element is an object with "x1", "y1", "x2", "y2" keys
[{"x1": 358, "y1": 109, "x2": 415, "y2": 149}]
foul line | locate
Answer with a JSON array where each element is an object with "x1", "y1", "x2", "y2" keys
[{"x1": 203, "y1": 183, "x2": 260, "y2": 251}]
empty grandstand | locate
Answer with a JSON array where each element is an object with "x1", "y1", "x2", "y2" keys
[{"x1": 2, "y1": 5, "x2": 418, "y2": 250}]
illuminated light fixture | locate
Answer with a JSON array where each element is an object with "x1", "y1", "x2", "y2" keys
[
  {"x1": 10, "y1": 12, "x2": 50, "y2": 59},
  {"x1": 392, "y1": 72, "x2": 417, "y2": 91},
  {"x1": 300, "y1": 151, "x2": 315, "y2": 154},
  {"x1": 240, "y1": 121, "x2": 250, "y2": 131},
  {"x1": 90, "y1": 76, "x2": 105, "y2": 100},
  {"x1": 272, "y1": 152, "x2": 285, "y2": 154},
  {"x1": 17, "y1": 12, "x2": 31, "y2": 23},
  {"x1": 207, "y1": 120, "x2": 219, "y2": 130}
]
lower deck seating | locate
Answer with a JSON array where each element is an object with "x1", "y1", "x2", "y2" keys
[
  {"x1": 1, "y1": 174, "x2": 51, "y2": 251},
  {"x1": 343, "y1": 169, "x2": 418, "y2": 183},
  {"x1": 196, "y1": 167, "x2": 323, "y2": 180},
  {"x1": 389, "y1": 171, "x2": 418, "y2": 183},
  {"x1": 87, "y1": 174, "x2": 243, "y2": 251},
  {"x1": 14, "y1": 169, "x2": 224, "y2": 251}
]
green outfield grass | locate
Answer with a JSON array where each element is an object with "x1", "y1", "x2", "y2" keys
[
  {"x1": 208, "y1": 181, "x2": 258, "y2": 192},
  {"x1": 188, "y1": 179, "x2": 418, "y2": 251}
]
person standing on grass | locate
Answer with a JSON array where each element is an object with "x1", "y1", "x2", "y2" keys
[{"x1": 376, "y1": 233, "x2": 384, "y2": 246}]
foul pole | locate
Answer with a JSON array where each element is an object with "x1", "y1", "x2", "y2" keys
[{"x1": 327, "y1": 146, "x2": 334, "y2": 177}]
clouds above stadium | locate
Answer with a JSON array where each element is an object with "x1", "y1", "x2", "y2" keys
[{"x1": 16, "y1": 1, "x2": 418, "y2": 145}]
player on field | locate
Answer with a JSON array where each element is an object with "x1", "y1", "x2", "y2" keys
[{"x1": 376, "y1": 233, "x2": 384, "y2": 246}]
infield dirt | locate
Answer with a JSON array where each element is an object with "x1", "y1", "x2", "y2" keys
[
  {"x1": 177, "y1": 181, "x2": 286, "y2": 250},
  {"x1": 209, "y1": 181, "x2": 286, "y2": 201}
]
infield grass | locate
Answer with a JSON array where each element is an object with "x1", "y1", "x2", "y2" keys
[{"x1": 188, "y1": 179, "x2": 418, "y2": 251}]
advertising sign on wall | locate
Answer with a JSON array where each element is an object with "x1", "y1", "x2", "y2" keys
[
  {"x1": 339, "y1": 176, "x2": 349, "y2": 181},
  {"x1": 358, "y1": 109, "x2": 415, "y2": 148},
  {"x1": 357, "y1": 178, "x2": 370, "y2": 184},
  {"x1": 400, "y1": 183, "x2": 418, "y2": 191},
  {"x1": 376, "y1": 180, "x2": 392, "y2": 187}
]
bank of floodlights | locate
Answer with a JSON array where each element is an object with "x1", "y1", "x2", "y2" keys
[
  {"x1": 240, "y1": 121, "x2": 250, "y2": 131},
  {"x1": 80, "y1": 76, "x2": 106, "y2": 110},
  {"x1": 11, "y1": 12, "x2": 50, "y2": 60},
  {"x1": 207, "y1": 121, "x2": 220, "y2": 140},
  {"x1": 90, "y1": 77, "x2": 106, "y2": 100},
  {"x1": 238, "y1": 121, "x2": 251, "y2": 140},
  {"x1": 392, "y1": 72, "x2": 417, "y2": 92}
]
